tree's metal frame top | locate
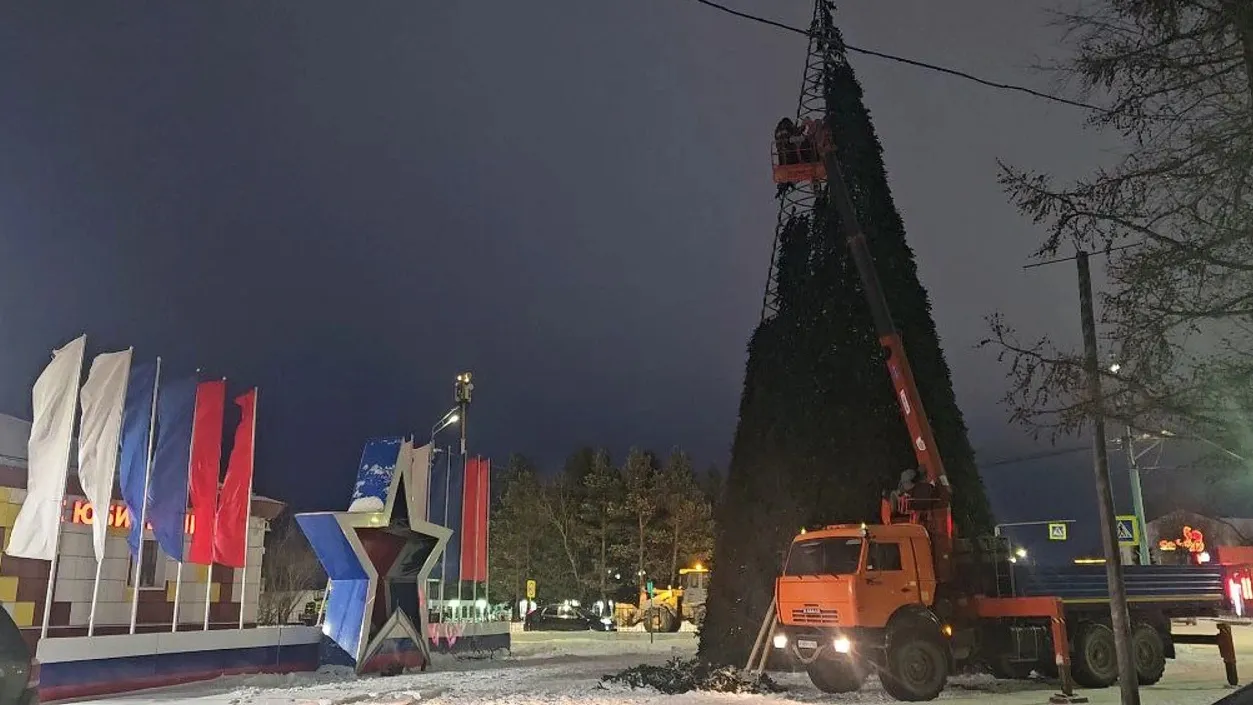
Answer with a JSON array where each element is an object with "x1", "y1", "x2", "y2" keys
[{"x1": 760, "y1": 0, "x2": 844, "y2": 321}]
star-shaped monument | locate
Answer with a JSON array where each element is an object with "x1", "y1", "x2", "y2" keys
[{"x1": 297, "y1": 437, "x2": 451, "y2": 674}]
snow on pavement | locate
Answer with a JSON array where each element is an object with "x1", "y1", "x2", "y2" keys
[{"x1": 70, "y1": 626, "x2": 1246, "y2": 705}]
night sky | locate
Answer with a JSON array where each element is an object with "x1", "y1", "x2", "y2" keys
[{"x1": 0, "y1": 2, "x2": 1167, "y2": 552}]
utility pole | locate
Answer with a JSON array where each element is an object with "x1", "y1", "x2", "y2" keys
[
  {"x1": 1077, "y1": 251, "x2": 1140, "y2": 705},
  {"x1": 1123, "y1": 426, "x2": 1151, "y2": 565},
  {"x1": 454, "y1": 372, "x2": 474, "y2": 605}
]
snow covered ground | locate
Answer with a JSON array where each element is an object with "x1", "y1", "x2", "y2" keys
[{"x1": 71, "y1": 623, "x2": 1249, "y2": 705}]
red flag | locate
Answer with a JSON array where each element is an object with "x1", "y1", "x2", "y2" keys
[
  {"x1": 187, "y1": 381, "x2": 226, "y2": 565},
  {"x1": 459, "y1": 457, "x2": 489, "y2": 582},
  {"x1": 477, "y1": 458, "x2": 489, "y2": 580},
  {"x1": 213, "y1": 388, "x2": 256, "y2": 568}
]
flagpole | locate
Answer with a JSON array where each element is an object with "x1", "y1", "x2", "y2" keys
[
  {"x1": 129, "y1": 356, "x2": 161, "y2": 635},
  {"x1": 439, "y1": 448, "x2": 450, "y2": 612},
  {"x1": 88, "y1": 350, "x2": 133, "y2": 636},
  {"x1": 317, "y1": 581, "x2": 329, "y2": 626},
  {"x1": 481, "y1": 458, "x2": 486, "y2": 613},
  {"x1": 237, "y1": 389, "x2": 257, "y2": 630},
  {"x1": 202, "y1": 563, "x2": 213, "y2": 631},
  {"x1": 40, "y1": 336, "x2": 87, "y2": 640},
  {"x1": 171, "y1": 371, "x2": 204, "y2": 632}
]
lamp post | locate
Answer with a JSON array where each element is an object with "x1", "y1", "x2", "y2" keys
[
  {"x1": 431, "y1": 407, "x2": 460, "y2": 445},
  {"x1": 454, "y1": 372, "x2": 473, "y2": 456},
  {"x1": 1106, "y1": 361, "x2": 1248, "y2": 566},
  {"x1": 430, "y1": 408, "x2": 461, "y2": 615},
  {"x1": 453, "y1": 372, "x2": 474, "y2": 606}
]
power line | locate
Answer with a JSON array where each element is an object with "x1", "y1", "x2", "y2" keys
[
  {"x1": 981, "y1": 445, "x2": 1090, "y2": 468},
  {"x1": 1022, "y1": 241, "x2": 1144, "y2": 270},
  {"x1": 688, "y1": 0, "x2": 1105, "y2": 113}
]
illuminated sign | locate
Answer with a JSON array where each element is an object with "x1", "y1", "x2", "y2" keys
[
  {"x1": 1158, "y1": 525, "x2": 1203, "y2": 554},
  {"x1": 63, "y1": 500, "x2": 195, "y2": 535}
]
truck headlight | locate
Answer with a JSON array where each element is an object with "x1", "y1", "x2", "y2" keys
[
  {"x1": 772, "y1": 634, "x2": 788, "y2": 649},
  {"x1": 833, "y1": 637, "x2": 851, "y2": 654}
]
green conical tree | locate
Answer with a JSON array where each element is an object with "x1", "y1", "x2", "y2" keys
[{"x1": 699, "y1": 2, "x2": 993, "y2": 665}]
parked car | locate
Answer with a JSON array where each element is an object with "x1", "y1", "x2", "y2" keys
[
  {"x1": 523, "y1": 603, "x2": 616, "y2": 632},
  {"x1": 0, "y1": 606, "x2": 38, "y2": 705}
]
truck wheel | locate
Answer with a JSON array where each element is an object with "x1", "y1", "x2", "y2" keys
[
  {"x1": 1132, "y1": 623, "x2": 1166, "y2": 685},
  {"x1": 668, "y1": 608, "x2": 683, "y2": 633},
  {"x1": 881, "y1": 636, "x2": 949, "y2": 701},
  {"x1": 806, "y1": 658, "x2": 864, "y2": 693},
  {"x1": 1072, "y1": 622, "x2": 1118, "y2": 688}
]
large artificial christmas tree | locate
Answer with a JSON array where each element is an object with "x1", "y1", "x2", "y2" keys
[{"x1": 699, "y1": 1, "x2": 993, "y2": 665}]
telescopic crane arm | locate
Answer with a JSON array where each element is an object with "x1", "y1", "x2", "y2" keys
[{"x1": 805, "y1": 129, "x2": 955, "y2": 579}]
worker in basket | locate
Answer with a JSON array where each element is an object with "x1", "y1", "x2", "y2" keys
[
  {"x1": 774, "y1": 117, "x2": 806, "y2": 165},
  {"x1": 887, "y1": 466, "x2": 936, "y2": 515},
  {"x1": 774, "y1": 117, "x2": 831, "y2": 196},
  {"x1": 799, "y1": 118, "x2": 829, "y2": 161}
]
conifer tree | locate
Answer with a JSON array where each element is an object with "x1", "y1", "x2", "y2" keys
[
  {"x1": 580, "y1": 449, "x2": 622, "y2": 603},
  {"x1": 700, "y1": 1, "x2": 992, "y2": 664}
]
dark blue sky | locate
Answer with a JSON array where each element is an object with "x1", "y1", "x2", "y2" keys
[{"x1": 0, "y1": 1, "x2": 1163, "y2": 535}]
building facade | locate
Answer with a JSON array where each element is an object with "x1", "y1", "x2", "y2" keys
[{"x1": 0, "y1": 413, "x2": 283, "y2": 644}]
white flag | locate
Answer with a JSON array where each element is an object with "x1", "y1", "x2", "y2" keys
[
  {"x1": 77, "y1": 349, "x2": 132, "y2": 561},
  {"x1": 405, "y1": 443, "x2": 433, "y2": 523},
  {"x1": 7, "y1": 335, "x2": 86, "y2": 560}
]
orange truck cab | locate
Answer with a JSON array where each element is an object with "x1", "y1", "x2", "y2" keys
[{"x1": 774, "y1": 523, "x2": 951, "y2": 700}]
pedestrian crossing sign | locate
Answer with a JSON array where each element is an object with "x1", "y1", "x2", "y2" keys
[
  {"x1": 1048, "y1": 523, "x2": 1067, "y2": 541},
  {"x1": 1116, "y1": 515, "x2": 1140, "y2": 546}
]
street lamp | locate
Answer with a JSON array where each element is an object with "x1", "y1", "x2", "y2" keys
[
  {"x1": 431, "y1": 408, "x2": 460, "y2": 440},
  {"x1": 430, "y1": 406, "x2": 461, "y2": 612}
]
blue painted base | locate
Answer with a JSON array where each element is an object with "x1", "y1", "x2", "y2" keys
[{"x1": 35, "y1": 627, "x2": 325, "y2": 702}]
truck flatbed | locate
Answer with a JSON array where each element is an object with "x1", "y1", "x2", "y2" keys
[{"x1": 1012, "y1": 564, "x2": 1226, "y2": 609}]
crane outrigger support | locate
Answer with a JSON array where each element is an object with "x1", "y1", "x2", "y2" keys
[
  {"x1": 971, "y1": 597, "x2": 1086, "y2": 703},
  {"x1": 1173, "y1": 621, "x2": 1240, "y2": 687}
]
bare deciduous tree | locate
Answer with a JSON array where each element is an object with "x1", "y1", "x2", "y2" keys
[
  {"x1": 987, "y1": 1, "x2": 1253, "y2": 467},
  {"x1": 536, "y1": 473, "x2": 584, "y2": 593},
  {"x1": 257, "y1": 516, "x2": 325, "y2": 625}
]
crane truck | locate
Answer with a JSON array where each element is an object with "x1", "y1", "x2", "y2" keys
[{"x1": 763, "y1": 125, "x2": 1246, "y2": 701}]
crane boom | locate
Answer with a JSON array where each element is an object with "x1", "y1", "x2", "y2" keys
[{"x1": 810, "y1": 134, "x2": 954, "y2": 579}]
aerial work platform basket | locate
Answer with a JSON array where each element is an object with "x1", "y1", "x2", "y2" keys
[{"x1": 771, "y1": 118, "x2": 831, "y2": 184}]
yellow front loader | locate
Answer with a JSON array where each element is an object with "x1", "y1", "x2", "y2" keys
[{"x1": 622, "y1": 565, "x2": 710, "y2": 632}]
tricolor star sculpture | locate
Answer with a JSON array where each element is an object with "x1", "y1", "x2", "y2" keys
[{"x1": 297, "y1": 438, "x2": 451, "y2": 674}]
